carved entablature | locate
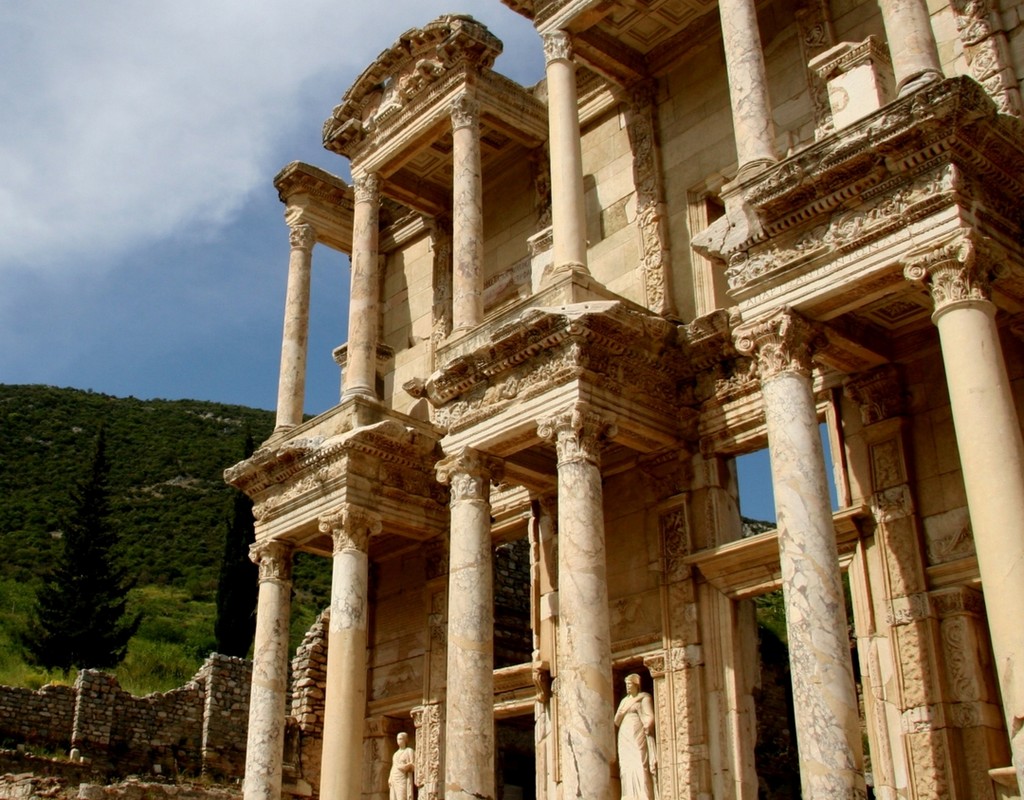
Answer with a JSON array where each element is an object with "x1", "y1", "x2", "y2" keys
[
  {"x1": 225, "y1": 419, "x2": 447, "y2": 534},
  {"x1": 274, "y1": 162, "x2": 354, "y2": 253},
  {"x1": 693, "y1": 78, "x2": 1024, "y2": 303},
  {"x1": 411, "y1": 301, "x2": 690, "y2": 435},
  {"x1": 323, "y1": 15, "x2": 503, "y2": 159}
]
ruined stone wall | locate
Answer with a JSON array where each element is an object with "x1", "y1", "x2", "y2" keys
[
  {"x1": 0, "y1": 682, "x2": 76, "y2": 749},
  {"x1": 0, "y1": 654, "x2": 250, "y2": 781}
]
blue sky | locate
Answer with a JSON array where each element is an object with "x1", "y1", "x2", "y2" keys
[{"x1": 1, "y1": 2, "x2": 544, "y2": 415}]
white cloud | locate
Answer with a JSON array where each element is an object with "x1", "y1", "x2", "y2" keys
[{"x1": 0, "y1": 1, "x2": 543, "y2": 278}]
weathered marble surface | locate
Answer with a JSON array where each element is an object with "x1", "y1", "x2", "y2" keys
[
  {"x1": 875, "y1": 0, "x2": 942, "y2": 93},
  {"x1": 318, "y1": 509, "x2": 381, "y2": 800},
  {"x1": 275, "y1": 222, "x2": 315, "y2": 430},
  {"x1": 343, "y1": 173, "x2": 381, "y2": 401},
  {"x1": 244, "y1": 542, "x2": 293, "y2": 800},
  {"x1": 451, "y1": 94, "x2": 484, "y2": 336},
  {"x1": 436, "y1": 451, "x2": 497, "y2": 800}
]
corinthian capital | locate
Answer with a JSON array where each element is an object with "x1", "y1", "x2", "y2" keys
[
  {"x1": 353, "y1": 172, "x2": 381, "y2": 205},
  {"x1": 249, "y1": 540, "x2": 294, "y2": 584},
  {"x1": 435, "y1": 448, "x2": 502, "y2": 504},
  {"x1": 319, "y1": 506, "x2": 382, "y2": 554},
  {"x1": 542, "y1": 30, "x2": 573, "y2": 64},
  {"x1": 288, "y1": 222, "x2": 316, "y2": 251},
  {"x1": 450, "y1": 92, "x2": 480, "y2": 131},
  {"x1": 537, "y1": 404, "x2": 617, "y2": 467},
  {"x1": 733, "y1": 309, "x2": 820, "y2": 380},
  {"x1": 903, "y1": 229, "x2": 997, "y2": 313}
]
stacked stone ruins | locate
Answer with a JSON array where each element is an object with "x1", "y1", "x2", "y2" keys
[{"x1": 224, "y1": 1, "x2": 1024, "y2": 798}]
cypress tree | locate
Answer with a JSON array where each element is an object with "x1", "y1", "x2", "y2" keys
[
  {"x1": 214, "y1": 432, "x2": 258, "y2": 657},
  {"x1": 30, "y1": 426, "x2": 141, "y2": 671}
]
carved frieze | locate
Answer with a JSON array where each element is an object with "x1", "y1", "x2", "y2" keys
[{"x1": 411, "y1": 702, "x2": 444, "y2": 800}]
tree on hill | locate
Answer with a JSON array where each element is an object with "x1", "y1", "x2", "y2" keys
[
  {"x1": 29, "y1": 426, "x2": 141, "y2": 671},
  {"x1": 214, "y1": 432, "x2": 258, "y2": 657}
]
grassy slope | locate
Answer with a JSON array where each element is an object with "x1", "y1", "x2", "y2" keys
[{"x1": 0, "y1": 385, "x2": 331, "y2": 693}]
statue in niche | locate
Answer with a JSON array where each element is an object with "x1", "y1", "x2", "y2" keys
[
  {"x1": 389, "y1": 731, "x2": 416, "y2": 800},
  {"x1": 614, "y1": 673, "x2": 657, "y2": 800}
]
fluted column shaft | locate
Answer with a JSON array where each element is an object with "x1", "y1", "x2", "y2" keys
[
  {"x1": 906, "y1": 235, "x2": 1024, "y2": 795},
  {"x1": 343, "y1": 173, "x2": 381, "y2": 401},
  {"x1": 542, "y1": 32, "x2": 589, "y2": 278},
  {"x1": 318, "y1": 508, "x2": 381, "y2": 800},
  {"x1": 451, "y1": 93, "x2": 484, "y2": 335},
  {"x1": 718, "y1": 0, "x2": 777, "y2": 177},
  {"x1": 876, "y1": 0, "x2": 943, "y2": 93},
  {"x1": 243, "y1": 541, "x2": 294, "y2": 800},
  {"x1": 735, "y1": 311, "x2": 864, "y2": 799},
  {"x1": 537, "y1": 406, "x2": 616, "y2": 800},
  {"x1": 436, "y1": 450, "x2": 498, "y2": 800},
  {"x1": 275, "y1": 223, "x2": 315, "y2": 430}
]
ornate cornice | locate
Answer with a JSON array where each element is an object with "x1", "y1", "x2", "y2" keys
[
  {"x1": 733, "y1": 308, "x2": 822, "y2": 380},
  {"x1": 319, "y1": 506, "x2": 382, "y2": 553},
  {"x1": 250, "y1": 540, "x2": 294, "y2": 584},
  {"x1": 903, "y1": 228, "x2": 997, "y2": 312},
  {"x1": 536, "y1": 403, "x2": 617, "y2": 467}
]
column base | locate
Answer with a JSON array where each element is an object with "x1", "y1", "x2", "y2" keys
[
  {"x1": 540, "y1": 260, "x2": 590, "y2": 288},
  {"x1": 897, "y1": 69, "x2": 943, "y2": 96}
]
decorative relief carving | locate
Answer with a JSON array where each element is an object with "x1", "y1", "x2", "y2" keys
[
  {"x1": 435, "y1": 448, "x2": 502, "y2": 503},
  {"x1": 353, "y1": 172, "x2": 381, "y2": 205},
  {"x1": 795, "y1": 0, "x2": 837, "y2": 137},
  {"x1": 871, "y1": 485, "x2": 914, "y2": 522},
  {"x1": 733, "y1": 309, "x2": 821, "y2": 380},
  {"x1": 412, "y1": 702, "x2": 443, "y2": 800},
  {"x1": 288, "y1": 223, "x2": 316, "y2": 251},
  {"x1": 727, "y1": 166, "x2": 953, "y2": 291},
  {"x1": 903, "y1": 228, "x2": 997, "y2": 311},
  {"x1": 318, "y1": 506, "x2": 382, "y2": 553},
  {"x1": 660, "y1": 507, "x2": 692, "y2": 582},
  {"x1": 844, "y1": 364, "x2": 903, "y2": 425},
  {"x1": 250, "y1": 540, "x2": 294, "y2": 584},
  {"x1": 886, "y1": 592, "x2": 931, "y2": 626},
  {"x1": 542, "y1": 30, "x2": 573, "y2": 64},
  {"x1": 950, "y1": 0, "x2": 1022, "y2": 116},
  {"x1": 449, "y1": 92, "x2": 479, "y2": 131},
  {"x1": 925, "y1": 509, "x2": 976, "y2": 565},
  {"x1": 941, "y1": 616, "x2": 982, "y2": 702},
  {"x1": 536, "y1": 404, "x2": 617, "y2": 467},
  {"x1": 626, "y1": 81, "x2": 673, "y2": 316}
]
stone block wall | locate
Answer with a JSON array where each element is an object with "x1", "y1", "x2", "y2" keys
[
  {"x1": 0, "y1": 654, "x2": 250, "y2": 781},
  {"x1": 0, "y1": 682, "x2": 76, "y2": 749}
]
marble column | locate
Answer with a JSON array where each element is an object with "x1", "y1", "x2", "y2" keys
[
  {"x1": 436, "y1": 449, "x2": 499, "y2": 800},
  {"x1": 876, "y1": 0, "x2": 943, "y2": 94},
  {"x1": 718, "y1": 0, "x2": 777, "y2": 178},
  {"x1": 734, "y1": 310, "x2": 865, "y2": 799},
  {"x1": 244, "y1": 540, "x2": 294, "y2": 800},
  {"x1": 317, "y1": 507, "x2": 382, "y2": 800},
  {"x1": 275, "y1": 222, "x2": 315, "y2": 431},
  {"x1": 450, "y1": 93, "x2": 484, "y2": 336},
  {"x1": 537, "y1": 405, "x2": 616, "y2": 800},
  {"x1": 905, "y1": 232, "x2": 1024, "y2": 795},
  {"x1": 541, "y1": 31, "x2": 590, "y2": 280},
  {"x1": 343, "y1": 172, "x2": 381, "y2": 402}
]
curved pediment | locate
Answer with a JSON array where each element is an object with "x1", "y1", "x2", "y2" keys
[{"x1": 324, "y1": 15, "x2": 502, "y2": 155}]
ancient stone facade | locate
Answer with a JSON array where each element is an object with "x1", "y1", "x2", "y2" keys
[{"x1": 227, "y1": 4, "x2": 1024, "y2": 799}]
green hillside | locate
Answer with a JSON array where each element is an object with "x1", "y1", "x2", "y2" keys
[{"x1": 0, "y1": 385, "x2": 331, "y2": 693}]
